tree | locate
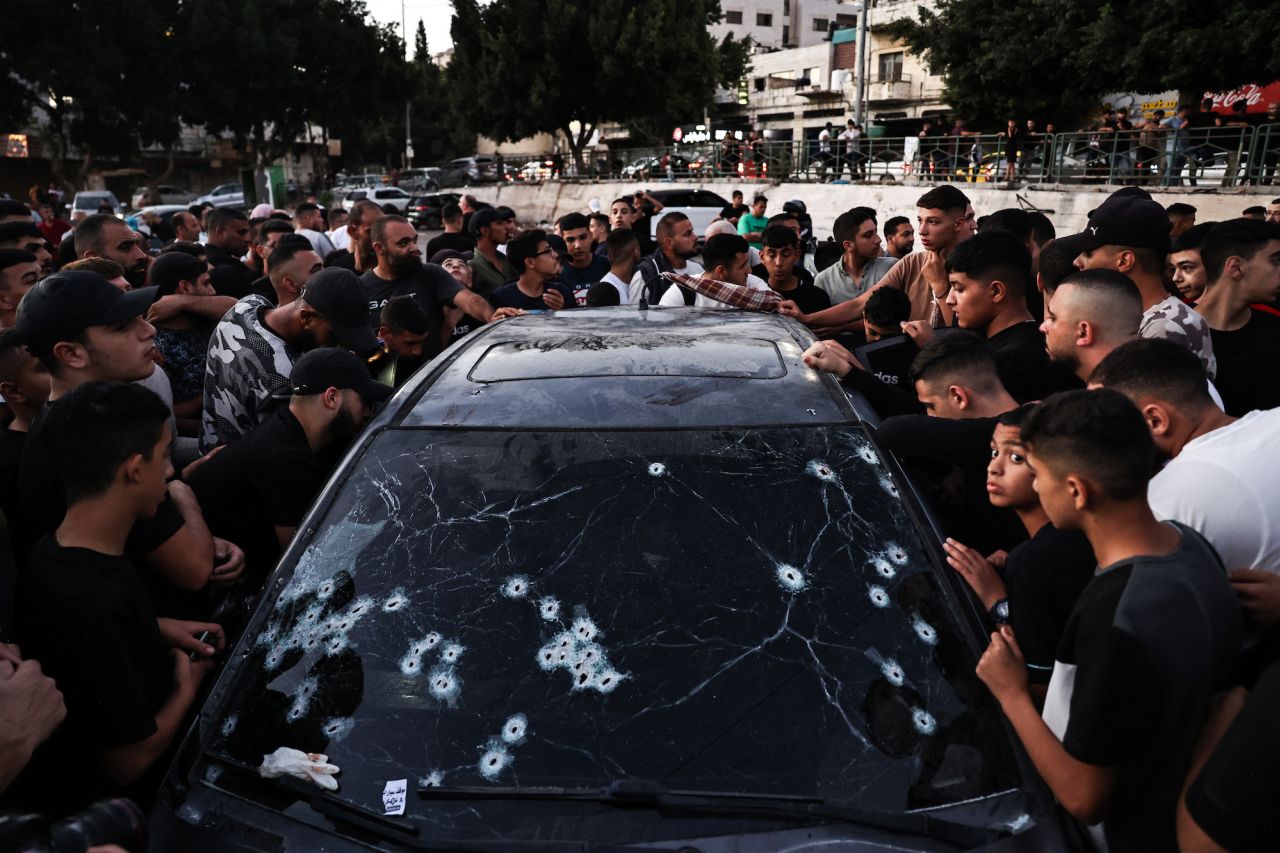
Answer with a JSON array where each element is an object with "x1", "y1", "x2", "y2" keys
[
  {"x1": 889, "y1": 0, "x2": 1280, "y2": 129},
  {"x1": 448, "y1": 0, "x2": 749, "y2": 170},
  {"x1": 414, "y1": 20, "x2": 430, "y2": 63}
]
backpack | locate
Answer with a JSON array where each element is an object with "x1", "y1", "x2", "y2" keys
[{"x1": 635, "y1": 253, "x2": 695, "y2": 306}]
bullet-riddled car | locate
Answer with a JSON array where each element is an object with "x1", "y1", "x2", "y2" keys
[{"x1": 151, "y1": 308, "x2": 1082, "y2": 851}]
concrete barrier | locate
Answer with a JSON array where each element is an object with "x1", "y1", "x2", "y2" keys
[{"x1": 469, "y1": 179, "x2": 1277, "y2": 241}]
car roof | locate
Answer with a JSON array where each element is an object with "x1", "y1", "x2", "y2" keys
[{"x1": 397, "y1": 308, "x2": 862, "y2": 431}]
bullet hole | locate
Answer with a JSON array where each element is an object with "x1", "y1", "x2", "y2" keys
[
  {"x1": 478, "y1": 744, "x2": 511, "y2": 780},
  {"x1": 500, "y1": 713, "x2": 528, "y2": 745},
  {"x1": 872, "y1": 557, "x2": 896, "y2": 579},
  {"x1": 317, "y1": 578, "x2": 336, "y2": 600},
  {"x1": 256, "y1": 624, "x2": 280, "y2": 647},
  {"x1": 776, "y1": 563, "x2": 808, "y2": 592},
  {"x1": 879, "y1": 476, "x2": 899, "y2": 498},
  {"x1": 400, "y1": 653, "x2": 423, "y2": 675},
  {"x1": 887, "y1": 543, "x2": 908, "y2": 565},
  {"x1": 429, "y1": 666, "x2": 462, "y2": 704},
  {"x1": 554, "y1": 632, "x2": 575, "y2": 650},
  {"x1": 912, "y1": 708, "x2": 937, "y2": 735},
  {"x1": 324, "y1": 633, "x2": 350, "y2": 655},
  {"x1": 502, "y1": 575, "x2": 531, "y2": 599},
  {"x1": 382, "y1": 589, "x2": 408, "y2": 612},
  {"x1": 287, "y1": 681, "x2": 317, "y2": 721},
  {"x1": 536, "y1": 644, "x2": 562, "y2": 671},
  {"x1": 881, "y1": 660, "x2": 905, "y2": 686},
  {"x1": 538, "y1": 596, "x2": 560, "y2": 621},
  {"x1": 349, "y1": 596, "x2": 375, "y2": 617},
  {"x1": 220, "y1": 714, "x2": 238, "y2": 737},
  {"x1": 410, "y1": 633, "x2": 442, "y2": 656},
  {"x1": 264, "y1": 648, "x2": 284, "y2": 671},
  {"x1": 575, "y1": 643, "x2": 602, "y2": 666},
  {"x1": 806, "y1": 459, "x2": 837, "y2": 482},
  {"x1": 323, "y1": 717, "x2": 354, "y2": 742},
  {"x1": 571, "y1": 617, "x2": 598, "y2": 642},
  {"x1": 440, "y1": 643, "x2": 464, "y2": 664},
  {"x1": 912, "y1": 614, "x2": 939, "y2": 645},
  {"x1": 572, "y1": 670, "x2": 592, "y2": 690},
  {"x1": 592, "y1": 669, "x2": 624, "y2": 693},
  {"x1": 303, "y1": 604, "x2": 323, "y2": 624},
  {"x1": 302, "y1": 633, "x2": 321, "y2": 651},
  {"x1": 420, "y1": 770, "x2": 444, "y2": 788},
  {"x1": 868, "y1": 585, "x2": 891, "y2": 608},
  {"x1": 857, "y1": 444, "x2": 878, "y2": 465},
  {"x1": 647, "y1": 462, "x2": 666, "y2": 477}
]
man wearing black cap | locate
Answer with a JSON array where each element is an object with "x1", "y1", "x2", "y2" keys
[
  {"x1": 188, "y1": 347, "x2": 391, "y2": 582},
  {"x1": 468, "y1": 207, "x2": 517, "y2": 298},
  {"x1": 13, "y1": 270, "x2": 235, "y2": 593},
  {"x1": 200, "y1": 267, "x2": 378, "y2": 452},
  {"x1": 1059, "y1": 190, "x2": 1217, "y2": 379}
]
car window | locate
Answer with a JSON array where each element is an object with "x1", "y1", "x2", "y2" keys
[
  {"x1": 658, "y1": 191, "x2": 695, "y2": 206},
  {"x1": 693, "y1": 191, "x2": 730, "y2": 208},
  {"x1": 469, "y1": 335, "x2": 787, "y2": 381},
  {"x1": 207, "y1": 426, "x2": 1020, "y2": 825}
]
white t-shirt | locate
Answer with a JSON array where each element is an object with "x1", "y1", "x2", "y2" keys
[
  {"x1": 629, "y1": 259, "x2": 704, "y2": 305},
  {"x1": 818, "y1": 129, "x2": 832, "y2": 153},
  {"x1": 658, "y1": 273, "x2": 769, "y2": 308},
  {"x1": 1148, "y1": 407, "x2": 1280, "y2": 577},
  {"x1": 329, "y1": 224, "x2": 350, "y2": 251},
  {"x1": 298, "y1": 228, "x2": 336, "y2": 259},
  {"x1": 600, "y1": 271, "x2": 630, "y2": 303}
]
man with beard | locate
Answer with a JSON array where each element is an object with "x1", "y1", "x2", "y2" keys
[
  {"x1": 0, "y1": 222, "x2": 54, "y2": 278},
  {"x1": 203, "y1": 208, "x2": 256, "y2": 298},
  {"x1": 629, "y1": 212, "x2": 703, "y2": 305},
  {"x1": 200, "y1": 267, "x2": 378, "y2": 451},
  {"x1": 187, "y1": 347, "x2": 391, "y2": 585},
  {"x1": 72, "y1": 214, "x2": 150, "y2": 289},
  {"x1": 362, "y1": 215, "x2": 508, "y2": 363}
]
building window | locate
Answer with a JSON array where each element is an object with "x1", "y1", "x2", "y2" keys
[
  {"x1": 757, "y1": 12, "x2": 773, "y2": 26},
  {"x1": 835, "y1": 13, "x2": 857, "y2": 28},
  {"x1": 754, "y1": 77, "x2": 766, "y2": 93},
  {"x1": 878, "y1": 51, "x2": 904, "y2": 82},
  {"x1": 813, "y1": 17, "x2": 829, "y2": 32},
  {"x1": 724, "y1": 10, "x2": 742, "y2": 24},
  {"x1": 782, "y1": 24, "x2": 791, "y2": 45}
]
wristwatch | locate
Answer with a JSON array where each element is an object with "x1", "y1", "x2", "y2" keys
[{"x1": 989, "y1": 598, "x2": 1010, "y2": 624}]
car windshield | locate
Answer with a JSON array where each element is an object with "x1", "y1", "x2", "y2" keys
[{"x1": 209, "y1": 426, "x2": 1019, "y2": 823}]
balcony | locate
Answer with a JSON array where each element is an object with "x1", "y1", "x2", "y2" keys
[{"x1": 867, "y1": 75, "x2": 913, "y2": 102}]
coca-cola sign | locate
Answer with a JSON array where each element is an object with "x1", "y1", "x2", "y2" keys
[{"x1": 1203, "y1": 82, "x2": 1280, "y2": 114}]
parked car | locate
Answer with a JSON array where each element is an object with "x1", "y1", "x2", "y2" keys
[
  {"x1": 70, "y1": 190, "x2": 123, "y2": 216},
  {"x1": 407, "y1": 192, "x2": 462, "y2": 229},
  {"x1": 130, "y1": 184, "x2": 196, "y2": 209},
  {"x1": 196, "y1": 183, "x2": 246, "y2": 208},
  {"x1": 648, "y1": 188, "x2": 731, "y2": 245},
  {"x1": 150, "y1": 309, "x2": 1079, "y2": 852},
  {"x1": 440, "y1": 155, "x2": 500, "y2": 187},
  {"x1": 621, "y1": 151, "x2": 708, "y2": 180},
  {"x1": 342, "y1": 186, "x2": 412, "y2": 213},
  {"x1": 399, "y1": 167, "x2": 442, "y2": 193}
]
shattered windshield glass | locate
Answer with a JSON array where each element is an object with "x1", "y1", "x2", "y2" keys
[{"x1": 209, "y1": 426, "x2": 1020, "y2": 825}]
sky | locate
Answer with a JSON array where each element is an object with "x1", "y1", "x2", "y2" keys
[{"x1": 365, "y1": 0, "x2": 456, "y2": 57}]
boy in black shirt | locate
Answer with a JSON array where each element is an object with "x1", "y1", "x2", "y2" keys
[
  {"x1": 0, "y1": 330, "x2": 48, "y2": 524},
  {"x1": 977, "y1": 389, "x2": 1240, "y2": 852},
  {"x1": 11, "y1": 382, "x2": 220, "y2": 815},
  {"x1": 491, "y1": 229, "x2": 577, "y2": 311},
  {"x1": 758, "y1": 225, "x2": 830, "y2": 314}
]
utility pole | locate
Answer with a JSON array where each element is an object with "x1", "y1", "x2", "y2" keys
[
  {"x1": 854, "y1": 0, "x2": 868, "y2": 127},
  {"x1": 403, "y1": 0, "x2": 413, "y2": 169}
]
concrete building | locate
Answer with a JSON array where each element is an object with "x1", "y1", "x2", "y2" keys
[{"x1": 712, "y1": 0, "x2": 861, "y2": 50}]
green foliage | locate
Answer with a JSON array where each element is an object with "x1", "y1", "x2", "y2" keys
[
  {"x1": 889, "y1": 0, "x2": 1280, "y2": 129},
  {"x1": 448, "y1": 0, "x2": 749, "y2": 162}
]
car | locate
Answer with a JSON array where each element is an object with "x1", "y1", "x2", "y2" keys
[
  {"x1": 518, "y1": 158, "x2": 554, "y2": 182},
  {"x1": 399, "y1": 167, "x2": 442, "y2": 193},
  {"x1": 406, "y1": 192, "x2": 462, "y2": 229},
  {"x1": 647, "y1": 188, "x2": 731, "y2": 245},
  {"x1": 70, "y1": 190, "x2": 123, "y2": 216},
  {"x1": 341, "y1": 186, "x2": 412, "y2": 213},
  {"x1": 130, "y1": 184, "x2": 196, "y2": 209},
  {"x1": 440, "y1": 155, "x2": 500, "y2": 187},
  {"x1": 150, "y1": 308, "x2": 1079, "y2": 852},
  {"x1": 621, "y1": 151, "x2": 706, "y2": 180},
  {"x1": 196, "y1": 183, "x2": 246, "y2": 208}
]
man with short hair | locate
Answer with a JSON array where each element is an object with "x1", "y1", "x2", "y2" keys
[
  {"x1": 883, "y1": 215, "x2": 915, "y2": 259},
  {"x1": 606, "y1": 196, "x2": 653, "y2": 255},
  {"x1": 658, "y1": 232, "x2": 768, "y2": 309},
  {"x1": 0, "y1": 250, "x2": 40, "y2": 328},
  {"x1": 1241, "y1": 206, "x2": 1266, "y2": 221},
  {"x1": 73, "y1": 214, "x2": 149, "y2": 289},
  {"x1": 245, "y1": 219, "x2": 299, "y2": 299},
  {"x1": 189, "y1": 348, "x2": 391, "y2": 581},
  {"x1": 147, "y1": 252, "x2": 217, "y2": 435},
  {"x1": 1062, "y1": 191, "x2": 1217, "y2": 378},
  {"x1": 293, "y1": 202, "x2": 335, "y2": 259},
  {"x1": 737, "y1": 195, "x2": 769, "y2": 249},
  {"x1": 751, "y1": 212, "x2": 816, "y2": 288},
  {"x1": 200, "y1": 267, "x2": 378, "y2": 451},
  {"x1": 1169, "y1": 222, "x2": 1216, "y2": 304},
  {"x1": 1193, "y1": 218, "x2": 1280, "y2": 414},
  {"x1": 425, "y1": 204, "x2": 476, "y2": 258},
  {"x1": 757, "y1": 225, "x2": 829, "y2": 313},
  {"x1": 263, "y1": 239, "x2": 322, "y2": 308},
  {"x1": 1167, "y1": 202, "x2": 1197, "y2": 239},
  {"x1": 0, "y1": 222, "x2": 53, "y2": 278},
  {"x1": 203, "y1": 208, "x2": 256, "y2": 298},
  {"x1": 1267, "y1": 198, "x2": 1280, "y2": 224},
  {"x1": 0, "y1": 329, "x2": 49, "y2": 526},
  {"x1": 489, "y1": 229, "x2": 575, "y2": 311},
  {"x1": 588, "y1": 212, "x2": 610, "y2": 250},
  {"x1": 370, "y1": 297, "x2": 430, "y2": 387},
  {"x1": 629, "y1": 212, "x2": 703, "y2": 305},
  {"x1": 171, "y1": 211, "x2": 201, "y2": 244},
  {"x1": 1040, "y1": 268, "x2": 1143, "y2": 385},
  {"x1": 555, "y1": 212, "x2": 610, "y2": 305},
  {"x1": 324, "y1": 199, "x2": 382, "y2": 273},
  {"x1": 601, "y1": 229, "x2": 640, "y2": 303},
  {"x1": 468, "y1": 208, "x2": 517, "y2": 298},
  {"x1": 813, "y1": 208, "x2": 897, "y2": 306}
]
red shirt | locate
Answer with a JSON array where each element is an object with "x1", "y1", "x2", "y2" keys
[{"x1": 38, "y1": 217, "x2": 70, "y2": 246}]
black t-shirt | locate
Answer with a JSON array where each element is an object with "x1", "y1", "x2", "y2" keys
[
  {"x1": 9, "y1": 536, "x2": 173, "y2": 815},
  {"x1": 876, "y1": 414, "x2": 1027, "y2": 556},
  {"x1": 559, "y1": 255, "x2": 612, "y2": 306},
  {"x1": 360, "y1": 264, "x2": 466, "y2": 360},
  {"x1": 1002, "y1": 523, "x2": 1096, "y2": 685},
  {"x1": 0, "y1": 425, "x2": 25, "y2": 532},
  {"x1": 490, "y1": 280, "x2": 577, "y2": 311},
  {"x1": 15, "y1": 406, "x2": 185, "y2": 564},
  {"x1": 771, "y1": 280, "x2": 830, "y2": 315},
  {"x1": 752, "y1": 261, "x2": 816, "y2": 289},
  {"x1": 1046, "y1": 523, "x2": 1240, "y2": 852},
  {"x1": 425, "y1": 231, "x2": 477, "y2": 259},
  {"x1": 1186, "y1": 656, "x2": 1280, "y2": 852},
  {"x1": 249, "y1": 273, "x2": 275, "y2": 306},
  {"x1": 204, "y1": 244, "x2": 256, "y2": 299},
  {"x1": 187, "y1": 407, "x2": 336, "y2": 583},
  {"x1": 1209, "y1": 309, "x2": 1280, "y2": 416},
  {"x1": 986, "y1": 320, "x2": 1057, "y2": 403},
  {"x1": 324, "y1": 248, "x2": 357, "y2": 271}
]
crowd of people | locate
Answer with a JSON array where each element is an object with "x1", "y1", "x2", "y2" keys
[{"x1": 0, "y1": 178, "x2": 1277, "y2": 851}]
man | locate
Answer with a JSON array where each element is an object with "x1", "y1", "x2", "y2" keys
[
  {"x1": 0, "y1": 250, "x2": 40, "y2": 328},
  {"x1": 813, "y1": 208, "x2": 898, "y2": 306},
  {"x1": 189, "y1": 348, "x2": 391, "y2": 582},
  {"x1": 490, "y1": 229, "x2": 576, "y2": 311},
  {"x1": 36, "y1": 202, "x2": 71, "y2": 249},
  {"x1": 425, "y1": 204, "x2": 476, "y2": 258},
  {"x1": 1063, "y1": 191, "x2": 1217, "y2": 378},
  {"x1": 1193, "y1": 218, "x2": 1280, "y2": 414},
  {"x1": 0, "y1": 329, "x2": 49, "y2": 526},
  {"x1": 751, "y1": 211, "x2": 815, "y2": 288},
  {"x1": 262, "y1": 239, "x2": 323, "y2": 308},
  {"x1": 11, "y1": 381, "x2": 222, "y2": 816},
  {"x1": 1242, "y1": 206, "x2": 1266, "y2": 221},
  {"x1": 657, "y1": 233, "x2": 768, "y2": 309},
  {"x1": 171, "y1": 210, "x2": 201, "y2": 244},
  {"x1": 370, "y1": 296, "x2": 431, "y2": 387},
  {"x1": 600, "y1": 228, "x2": 640, "y2": 303},
  {"x1": 246, "y1": 220, "x2": 300, "y2": 300},
  {"x1": 292, "y1": 202, "x2": 334, "y2": 260},
  {"x1": 468, "y1": 207, "x2": 517, "y2": 298},
  {"x1": 757, "y1": 225, "x2": 829, "y2": 314},
  {"x1": 14, "y1": 271, "x2": 232, "y2": 592},
  {"x1": 607, "y1": 196, "x2": 654, "y2": 256},
  {"x1": 364, "y1": 215, "x2": 503, "y2": 361},
  {"x1": 147, "y1": 252, "x2": 217, "y2": 436},
  {"x1": 588, "y1": 212, "x2": 610, "y2": 250},
  {"x1": 1167, "y1": 202, "x2": 1197, "y2": 239},
  {"x1": 1041, "y1": 268, "x2": 1142, "y2": 384},
  {"x1": 737, "y1": 195, "x2": 769, "y2": 250},
  {"x1": 72, "y1": 214, "x2": 149, "y2": 289},
  {"x1": 838, "y1": 119, "x2": 862, "y2": 180},
  {"x1": 203, "y1": 208, "x2": 256, "y2": 298},
  {"x1": 324, "y1": 199, "x2": 382, "y2": 273},
  {"x1": 883, "y1": 215, "x2": 915, "y2": 260},
  {"x1": 0, "y1": 221, "x2": 53, "y2": 278},
  {"x1": 431, "y1": 250, "x2": 486, "y2": 345},
  {"x1": 201, "y1": 267, "x2": 377, "y2": 451},
  {"x1": 1267, "y1": 198, "x2": 1280, "y2": 225},
  {"x1": 1169, "y1": 222, "x2": 1215, "y2": 304},
  {"x1": 327, "y1": 208, "x2": 349, "y2": 250},
  {"x1": 555, "y1": 212, "x2": 610, "y2": 305},
  {"x1": 629, "y1": 212, "x2": 703, "y2": 305},
  {"x1": 816, "y1": 122, "x2": 834, "y2": 181}
]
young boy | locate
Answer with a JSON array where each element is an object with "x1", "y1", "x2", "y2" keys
[
  {"x1": 941, "y1": 405, "x2": 1095, "y2": 701},
  {"x1": 0, "y1": 329, "x2": 49, "y2": 532},
  {"x1": 11, "y1": 381, "x2": 221, "y2": 814},
  {"x1": 758, "y1": 224, "x2": 830, "y2": 314},
  {"x1": 369, "y1": 296, "x2": 431, "y2": 388},
  {"x1": 862, "y1": 286, "x2": 911, "y2": 342},
  {"x1": 976, "y1": 389, "x2": 1240, "y2": 851}
]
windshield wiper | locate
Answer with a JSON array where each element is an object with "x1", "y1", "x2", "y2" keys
[{"x1": 417, "y1": 779, "x2": 1007, "y2": 846}]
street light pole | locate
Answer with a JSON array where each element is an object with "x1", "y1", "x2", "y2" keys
[
  {"x1": 403, "y1": 0, "x2": 413, "y2": 169},
  {"x1": 854, "y1": 1, "x2": 868, "y2": 127}
]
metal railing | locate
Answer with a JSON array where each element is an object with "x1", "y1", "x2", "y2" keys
[{"x1": 439, "y1": 125, "x2": 1280, "y2": 187}]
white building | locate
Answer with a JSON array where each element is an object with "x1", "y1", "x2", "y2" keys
[{"x1": 712, "y1": 0, "x2": 861, "y2": 51}]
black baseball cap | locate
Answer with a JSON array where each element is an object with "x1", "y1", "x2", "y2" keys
[
  {"x1": 15, "y1": 270, "x2": 157, "y2": 351},
  {"x1": 1058, "y1": 193, "x2": 1172, "y2": 257},
  {"x1": 299, "y1": 267, "x2": 379, "y2": 355},
  {"x1": 429, "y1": 248, "x2": 472, "y2": 266},
  {"x1": 290, "y1": 347, "x2": 393, "y2": 403}
]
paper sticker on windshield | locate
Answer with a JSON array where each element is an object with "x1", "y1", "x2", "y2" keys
[{"x1": 382, "y1": 778, "x2": 407, "y2": 816}]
